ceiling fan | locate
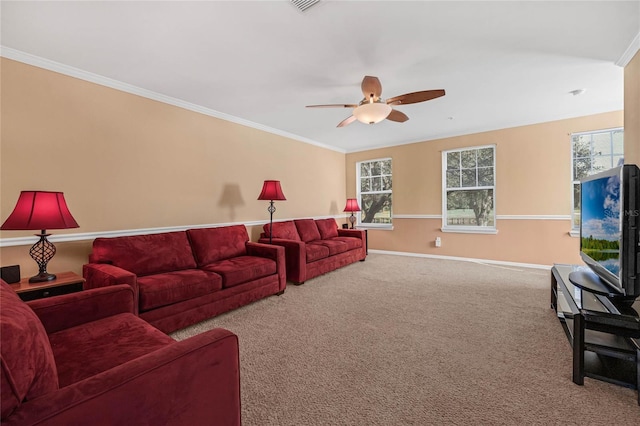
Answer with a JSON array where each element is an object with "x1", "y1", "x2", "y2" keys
[{"x1": 306, "y1": 76, "x2": 445, "y2": 127}]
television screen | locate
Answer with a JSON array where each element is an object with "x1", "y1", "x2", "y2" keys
[
  {"x1": 576, "y1": 164, "x2": 639, "y2": 301},
  {"x1": 580, "y1": 171, "x2": 622, "y2": 282}
]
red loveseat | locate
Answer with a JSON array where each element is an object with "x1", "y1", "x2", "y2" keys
[
  {"x1": 259, "y1": 218, "x2": 366, "y2": 284},
  {"x1": 0, "y1": 280, "x2": 240, "y2": 426},
  {"x1": 83, "y1": 224, "x2": 285, "y2": 333}
]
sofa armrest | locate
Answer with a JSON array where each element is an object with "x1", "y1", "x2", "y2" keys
[
  {"x1": 338, "y1": 229, "x2": 365, "y2": 240},
  {"x1": 258, "y1": 238, "x2": 307, "y2": 283},
  {"x1": 83, "y1": 263, "x2": 139, "y2": 314},
  {"x1": 28, "y1": 285, "x2": 135, "y2": 334},
  {"x1": 4, "y1": 328, "x2": 241, "y2": 426},
  {"x1": 337, "y1": 229, "x2": 367, "y2": 260},
  {"x1": 246, "y1": 242, "x2": 286, "y2": 291},
  {"x1": 83, "y1": 263, "x2": 137, "y2": 289},
  {"x1": 246, "y1": 241, "x2": 282, "y2": 261},
  {"x1": 257, "y1": 237, "x2": 304, "y2": 251}
]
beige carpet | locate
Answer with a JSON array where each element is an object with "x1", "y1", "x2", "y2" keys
[{"x1": 172, "y1": 254, "x2": 640, "y2": 425}]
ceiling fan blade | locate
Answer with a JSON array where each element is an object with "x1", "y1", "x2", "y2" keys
[
  {"x1": 386, "y1": 89, "x2": 445, "y2": 106},
  {"x1": 386, "y1": 109, "x2": 409, "y2": 123},
  {"x1": 361, "y1": 76, "x2": 382, "y2": 100},
  {"x1": 337, "y1": 115, "x2": 357, "y2": 128},
  {"x1": 306, "y1": 104, "x2": 358, "y2": 108}
]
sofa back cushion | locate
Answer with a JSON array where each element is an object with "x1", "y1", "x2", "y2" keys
[
  {"x1": 262, "y1": 221, "x2": 300, "y2": 241},
  {"x1": 294, "y1": 219, "x2": 322, "y2": 242},
  {"x1": 187, "y1": 225, "x2": 249, "y2": 266},
  {"x1": 90, "y1": 232, "x2": 197, "y2": 276},
  {"x1": 1, "y1": 281, "x2": 59, "y2": 420},
  {"x1": 316, "y1": 218, "x2": 339, "y2": 239}
]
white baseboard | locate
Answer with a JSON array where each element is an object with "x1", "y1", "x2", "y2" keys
[{"x1": 368, "y1": 249, "x2": 551, "y2": 270}]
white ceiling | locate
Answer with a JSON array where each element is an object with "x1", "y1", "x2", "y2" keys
[{"x1": 1, "y1": 1, "x2": 639, "y2": 153}]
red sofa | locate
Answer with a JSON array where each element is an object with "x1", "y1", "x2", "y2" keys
[
  {"x1": 83, "y1": 224, "x2": 286, "y2": 333},
  {"x1": 0, "y1": 280, "x2": 240, "y2": 426},
  {"x1": 259, "y1": 218, "x2": 366, "y2": 284}
]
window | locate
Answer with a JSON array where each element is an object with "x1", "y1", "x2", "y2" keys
[
  {"x1": 357, "y1": 158, "x2": 392, "y2": 227},
  {"x1": 571, "y1": 128, "x2": 623, "y2": 230},
  {"x1": 442, "y1": 145, "x2": 496, "y2": 232}
]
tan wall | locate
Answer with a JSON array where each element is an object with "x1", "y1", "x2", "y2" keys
[
  {"x1": 624, "y1": 51, "x2": 640, "y2": 165},
  {"x1": 0, "y1": 58, "x2": 346, "y2": 276},
  {"x1": 368, "y1": 218, "x2": 577, "y2": 265},
  {"x1": 346, "y1": 111, "x2": 624, "y2": 266},
  {"x1": 0, "y1": 53, "x2": 634, "y2": 275}
]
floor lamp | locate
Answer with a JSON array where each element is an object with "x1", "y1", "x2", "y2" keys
[
  {"x1": 343, "y1": 198, "x2": 361, "y2": 229},
  {"x1": 258, "y1": 180, "x2": 286, "y2": 244},
  {"x1": 1, "y1": 191, "x2": 79, "y2": 282}
]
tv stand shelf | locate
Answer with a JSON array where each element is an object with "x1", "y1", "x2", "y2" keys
[{"x1": 551, "y1": 264, "x2": 640, "y2": 404}]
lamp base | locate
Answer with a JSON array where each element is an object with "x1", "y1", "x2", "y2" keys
[
  {"x1": 267, "y1": 200, "x2": 276, "y2": 244},
  {"x1": 349, "y1": 213, "x2": 357, "y2": 229},
  {"x1": 28, "y1": 231, "x2": 57, "y2": 283},
  {"x1": 29, "y1": 272, "x2": 57, "y2": 283}
]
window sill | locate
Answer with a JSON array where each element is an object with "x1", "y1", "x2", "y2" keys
[
  {"x1": 569, "y1": 230, "x2": 579, "y2": 237},
  {"x1": 356, "y1": 225, "x2": 394, "y2": 231},
  {"x1": 441, "y1": 227, "x2": 498, "y2": 235}
]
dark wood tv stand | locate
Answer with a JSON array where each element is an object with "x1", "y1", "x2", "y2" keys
[{"x1": 551, "y1": 264, "x2": 640, "y2": 404}]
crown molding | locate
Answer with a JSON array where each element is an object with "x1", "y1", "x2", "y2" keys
[
  {"x1": 616, "y1": 31, "x2": 640, "y2": 67},
  {"x1": 0, "y1": 46, "x2": 345, "y2": 154}
]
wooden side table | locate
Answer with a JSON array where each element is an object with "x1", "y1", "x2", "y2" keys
[{"x1": 11, "y1": 271, "x2": 85, "y2": 302}]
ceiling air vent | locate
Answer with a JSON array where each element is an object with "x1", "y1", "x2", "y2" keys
[{"x1": 291, "y1": 0, "x2": 320, "y2": 12}]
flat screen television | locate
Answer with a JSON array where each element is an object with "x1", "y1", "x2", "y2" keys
[{"x1": 569, "y1": 164, "x2": 640, "y2": 303}]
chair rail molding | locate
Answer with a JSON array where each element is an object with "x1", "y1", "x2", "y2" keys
[
  {"x1": 0, "y1": 215, "x2": 344, "y2": 247},
  {"x1": 393, "y1": 214, "x2": 571, "y2": 220}
]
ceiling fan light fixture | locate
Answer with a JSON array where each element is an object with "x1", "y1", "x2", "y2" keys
[
  {"x1": 353, "y1": 102, "x2": 392, "y2": 124},
  {"x1": 307, "y1": 76, "x2": 445, "y2": 127}
]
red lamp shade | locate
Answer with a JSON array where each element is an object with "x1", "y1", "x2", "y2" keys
[
  {"x1": 343, "y1": 198, "x2": 361, "y2": 212},
  {"x1": 257, "y1": 180, "x2": 286, "y2": 201},
  {"x1": 1, "y1": 191, "x2": 79, "y2": 231}
]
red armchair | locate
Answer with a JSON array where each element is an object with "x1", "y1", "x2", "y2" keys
[{"x1": 0, "y1": 280, "x2": 240, "y2": 425}]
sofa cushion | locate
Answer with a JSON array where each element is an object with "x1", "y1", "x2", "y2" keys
[
  {"x1": 1, "y1": 281, "x2": 59, "y2": 420},
  {"x1": 331, "y1": 236, "x2": 363, "y2": 251},
  {"x1": 188, "y1": 225, "x2": 249, "y2": 266},
  {"x1": 263, "y1": 221, "x2": 300, "y2": 241},
  {"x1": 48, "y1": 313, "x2": 175, "y2": 387},
  {"x1": 294, "y1": 219, "x2": 322, "y2": 242},
  {"x1": 202, "y1": 256, "x2": 277, "y2": 288},
  {"x1": 305, "y1": 243, "x2": 330, "y2": 263},
  {"x1": 309, "y1": 239, "x2": 349, "y2": 256},
  {"x1": 138, "y1": 270, "x2": 223, "y2": 311},
  {"x1": 91, "y1": 232, "x2": 197, "y2": 277},
  {"x1": 316, "y1": 218, "x2": 339, "y2": 239}
]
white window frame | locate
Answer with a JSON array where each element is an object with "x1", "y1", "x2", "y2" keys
[
  {"x1": 570, "y1": 127, "x2": 624, "y2": 233},
  {"x1": 441, "y1": 145, "x2": 497, "y2": 234},
  {"x1": 356, "y1": 157, "x2": 393, "y2": 229}
]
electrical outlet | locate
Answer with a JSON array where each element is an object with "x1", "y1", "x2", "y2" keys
[{"x1": 435, "y1": 237, "x2": 442, "y2": 248}]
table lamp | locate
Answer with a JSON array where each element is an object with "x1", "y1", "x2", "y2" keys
[
  {"x1": 343, "y1": 198, "x2": 361, "y2": 229},
  {"x1": 1, "y1": 191, "x2": 79, "y2": 282}
]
